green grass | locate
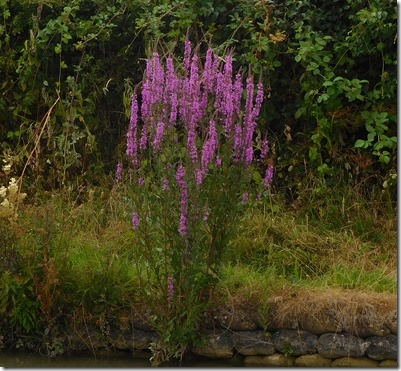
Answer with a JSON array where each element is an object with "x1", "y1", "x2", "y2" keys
[
  {"x1": 3, "y1": 180, "x2": 396, "y2": 322},
  {"x1": 220, "y1": 204, "x2": 396, "y2": 299}
]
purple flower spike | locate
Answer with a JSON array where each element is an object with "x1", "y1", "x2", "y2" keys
[
  {"x1": 260, "y1": 139, "x2": 269, "y2": 162},
  {"x1": 201, "y1": 119, "x2": 218, "y2": 175},
  {"x1": 264, "y1": 163, "x2": 274, "y2": 188},
  {"x1": 153, "y1": 121, "x2": 165, "y2": 151},
  {"x1": 115, "y1": 162, "x2": 123, "y2": 183},
  {"x1": 176, "y1": 164, "x2": 189, "y2": 236},
  {"x1": 139, "y1": 125, "x2": 148, "y2": 151},
  {"x1": 132, "y1": 211, "x2": 139, "y2": 229},
  {"x1": 203, "y1": 205, "x2": 210, "y2": 221},
  {"x1": 195, "y1": 168, "x2": 204, "y2": 186},
  {"x1": 184, "y1": 40, "x2": 192, "y2": 71},
  {"x1": 203, "y1": 48, "x2": 214, "y2": 92},
  {"x1": 162, "y1": 178, "x2": 169, "y2": 191},
  {"x1": 126, "y1": 95, "x2": 139, "y2": 166},
  {"x1": 187, "y1": 124, "x2": 198, "y2": 162}
]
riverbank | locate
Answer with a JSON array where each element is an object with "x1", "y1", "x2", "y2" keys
[
  {"x1": 2, "y1": 286, "x2": 395, "y2": 367},
  {"x1": 0, "y1": 185, "x2": 396, "y2": 365}
]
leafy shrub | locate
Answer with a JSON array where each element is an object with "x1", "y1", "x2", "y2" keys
[{"x1": 0, "y1": 271, "x2": 40, "y2": 334}]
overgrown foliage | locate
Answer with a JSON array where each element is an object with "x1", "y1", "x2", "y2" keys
[{"x1": 0, "y1": 0, "x2": 396, "y2": 201}]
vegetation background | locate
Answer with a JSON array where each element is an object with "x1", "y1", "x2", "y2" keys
[{"x1": 0, "y1": 0, "x2": 397, "y2": 360}]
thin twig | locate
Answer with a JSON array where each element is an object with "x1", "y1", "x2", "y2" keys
[{"x1": 14, "y1": 97, "x2": 60, "y2": 217}]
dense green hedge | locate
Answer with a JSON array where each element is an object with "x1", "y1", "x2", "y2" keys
[{"x1": 0, "y1": 0, "x2": 397, "y2": 198}]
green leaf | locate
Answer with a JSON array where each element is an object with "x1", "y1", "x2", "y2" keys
[
  {"x1": 354, "y1": 139, "x2": 366, "y2": 148},
  {"x1": 311, "y1": 133, "x2": 321, "y2": 144},
  {"x1": 367, "y1": 132, "x2": 376, "y2": 142},
  {"x1": 55, "y1": 43, "x2": 62, "y2": 54},
  {"x1": 252, "y1": 170, "x2": 262, "y2": 183},
  {"x1": 295, "y1": 107, "x2": 306, "y2": 119},
  {"x1": 379, "y1": 154, "x2": 390, "y2": 164},
  {"x1": 322, "y1": 80, "x2": 333, "y2": 87},
  {"x1": 309, "y1": 146, "x2": 319, "y2": 161},
  {"x1": 317, "y1": 93, "x2": 329, "y2": 103},
  {"x1": 322, "y1": 55, "x2": 331, "y2": 63}
]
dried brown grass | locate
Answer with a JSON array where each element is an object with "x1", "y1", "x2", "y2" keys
[{"x1": 266, "y1": 286, "x2": 396, "y2": 335}]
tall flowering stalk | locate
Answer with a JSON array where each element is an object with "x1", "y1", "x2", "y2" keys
[
  {"x1": 175, "y1": 163, "x2": 188, "y2": 236},
  {"x1": 120, "y1": 40, "x2": 273, "y2": 365}
]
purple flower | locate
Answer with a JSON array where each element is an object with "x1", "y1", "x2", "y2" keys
[
  {"x1": 184, "y1": 40, "x2": 192, "y2": 71},
  {"x1": 243, "y1": 77, "x2": 255, "y2": 165},
  {"x1": 201, "y1": 119, "x2": 218, "y2": 174},
  {"x1": 126, "y1": 95, "x2": 139, "y2": 166},
  {"x1": 139, "y1": 126, "x2": 148, "y2": 150},
  {"x1": 123, "y1": 41, "x2": 268, "y2": 244},
  {"x1": 203, "y1": 48, "x2": 214, "y2": 92},
  {"x1": 167, "y1": 274, "x2": 174, "y2": 303},
  {"x1": 115, "y1": 162, "x2": 123, "y2": 183},
  {"x1": 176, "y1": 164, "x2": 188, "y2": 236},
  {"x1": 189, "y1": 55, "x2": 205, "y2": 121},
  {"x1": 242, "y1": 192, "x2": 249, "y2": 204},
  {"x1": 132, "y1": 211, "x2": 139, "y2": 229},
  {"x1": 203, "y1": 205, "x2": 210, "y2": 221},
  {"x1": 195, "y1": 168, "x2": 204, "y2": 186},
  {"x1": 138, "y1": 177, "x2": 145, "y2": 186},
  {"x1": 243, "y1": 80, "x2": 264, "y2": 166},
  {"x1": 222, "y1": 55, "x2": 234, "y2": 134},
  {"x1": 214, "y1": 71, "x2": 224, "y2": 112},
  {"x1": 187, "y1": 124, "x2": 198, "y2": 162},
  {"x1": 141, "y1": 60, "x2": 153, "y2": 118},
  {"x1": 166, "y1": 57, "x2": 179, "y2": 125},
  {"x1": 260, "y1": 139, "x2": 269, "y2": 162},
  {"x1": 232, "y1": 73, "x2": 243, "y2": 117},
  {"x1": 254, "y1": 82, "x2": 264, "y2": 113},
  {"x1": 151, "y1": 52, "x2": 165, "y2": 104},
  {"x1": 153, "y1": 121, "x2": 165, "y2": 151},
  {"x1": 264, "y1": 164, "x2": 274, "y2": 188},
  {"x1": 162, "y1": 178, "x2": 169, "y2": 190},
  {"x1": 233, "y1": 122, "x2": 243, "y2": 161}
]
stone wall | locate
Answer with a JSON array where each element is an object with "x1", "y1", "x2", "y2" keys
[
  {"x1": 66, "y1": 293, "x2": 398, "y2": 367},
  {"x1": 190, "y1": 329, "x2": 397, "y2": 367},
  {"x1": 68, "y1": 317, "x2": 397, "y2": 367},
  {"x1": 188, "y1": 295, "x2": 397, "y2": 367}
]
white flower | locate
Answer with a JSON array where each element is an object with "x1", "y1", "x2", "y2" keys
[
  {"x1": 0, "y1": 198, "x2": 10, "y2": 209},
  {"x1": 0, "y1": 186, "x2": 6, "y2": 199},
  {"x1": 2, "y1": 163, "x2": 11, "y2": 173}
]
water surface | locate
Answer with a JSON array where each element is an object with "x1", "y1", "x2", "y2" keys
[{"x1": 0, "y1": 350, "x2": 245, "y2": 368}]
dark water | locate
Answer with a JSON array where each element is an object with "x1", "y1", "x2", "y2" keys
[{"x1": 0, "y1": 350, "x2": 246, "y2": 368}]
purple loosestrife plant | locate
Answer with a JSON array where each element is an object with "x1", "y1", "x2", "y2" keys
[
  {"x1": 115, "y1": 162, "x2": 123, "y2": 183},
  {"x1": 126, "y1": 95, "x2": 139, "y2": 167},
  {"x1": 176, "y1": 163, "x2": 189, "y2": 237},
  {"x1": 119, "y1": 40, "x2": 273, "y2": 365},
  {"x1": 132, "y1": 211, "x2": 139, "y2": 230},
  {"x1": 264, "y1": 163, "x2": 274, "y2": 188}
]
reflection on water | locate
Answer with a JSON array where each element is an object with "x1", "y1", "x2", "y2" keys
[{"x1": 0, "y1": 350, "x2": 245, "y2": 368}]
